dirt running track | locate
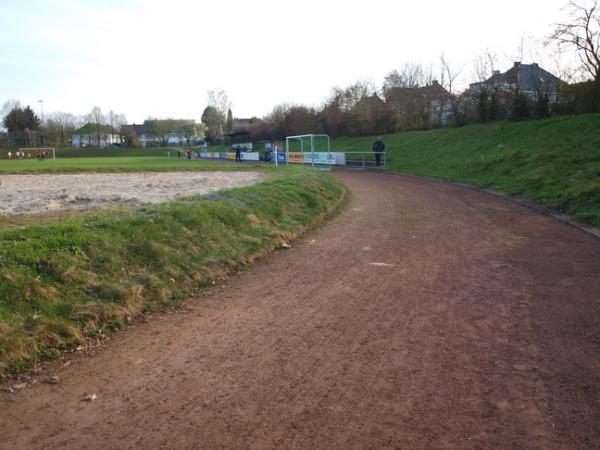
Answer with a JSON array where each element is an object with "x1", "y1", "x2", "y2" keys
[{"x1": 2, "y1": 171, "x2": 600, "y2": 449}]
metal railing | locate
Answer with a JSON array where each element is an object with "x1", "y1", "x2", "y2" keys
[{"x1": 344, "y1": 152, "x2": 386, "y2": 169}]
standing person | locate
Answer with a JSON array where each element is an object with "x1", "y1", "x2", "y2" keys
[
  {"x1": 235, "y1": 146, "x2": 242, "y2": 163},
  {"x1": 373, "y1": 137, "x2": 385, "y2": 167},
  {"x1": 177, "y1": 150, "x2": 181, "y2": 159},
  {"x1": 7, "y1": 151, "x2": 12, "y2": 159}
]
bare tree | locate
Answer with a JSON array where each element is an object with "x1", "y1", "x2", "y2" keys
[
  {"x1": 472, "y1": 49, "x2": 498, "y2": 82},
  {"x1": 106, "y1": 110, "x2": 127, "y2": 145},
  {"x1": 177, "y1": 120, "x2": 199, "y2": 146},
  {"x1": 551, "y1": 0, "x2": 600, "y2": 81},
  {"x1": 45, "y1": 112, "x2": 81, "y2": 146},
  {"x1": 87, "y1": 106, "x2": 105, "y2": 147},
  {"x1": 437, "y1": 54, "x2": 462, "y2": 126},
  {"x1": 439, "y1": 54, "x2": 462, "y2": 96},
  {"x1": 107, "y1": 110, "x2": 118, "y2": 144},
  {"x1": 115, "y1": 113, "x2": 127, "y2": 144},
  {"x1": 207, "y1": 90, "x2": 231, "y2": 117},
  {"x1": 338, "y1": 80, "x2": 376, "y2": 112},
  {"x1": 382, "y1": 63, "x2": 427, "y2": 99},
  {"x1": 206, "y1": 90, "x2": 231, "y2": 139}
]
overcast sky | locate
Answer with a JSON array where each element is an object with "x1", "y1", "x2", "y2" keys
[{"x1": 0, "y1": 0, "x2": 574, "y2": 123}]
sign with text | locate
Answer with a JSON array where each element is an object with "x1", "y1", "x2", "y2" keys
[{"x1": 287, "y1": 152, "x2": 305, "y2": 164}]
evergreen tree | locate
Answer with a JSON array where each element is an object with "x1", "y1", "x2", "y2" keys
[{"x1": 2, "y1": 105, "x2": 40, "y2": 132}]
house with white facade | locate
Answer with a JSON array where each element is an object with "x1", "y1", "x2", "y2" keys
[{"x1": 71, "y1": 123, "x2": 120, "y2": 148}]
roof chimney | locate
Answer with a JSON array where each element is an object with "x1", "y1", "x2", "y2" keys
[
  {"x1": 493, "y1": 70, "x2": 500, "y2": 76},
  {"x1": 514, "y1": 61, "x2": 521, "y2": 67}
]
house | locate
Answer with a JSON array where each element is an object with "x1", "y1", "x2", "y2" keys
[
  {"x1": 137, "y1": 131, "x2": 189, "y2": 147},
  {"x1": 385, "y1": 81, "x2": 454, "y2": 128},
  {"x1": 121, "y1": 123, "x2": 205, "y2": 147},
  {"x1": 469, "y1": 62, "x2": 565, "y2": 102},
  {"x1": 232, "y1": 118, "x2": 256, "y2": 128},
  {"x1": 224, "y1": 130, "x2": 252, "y2": 144},
  {"x1": 71, "y1": 123, "x2": 120, "y2": 148},
  {"x1": 350, "y1": 94, "x2": 391, "y2": 135}
]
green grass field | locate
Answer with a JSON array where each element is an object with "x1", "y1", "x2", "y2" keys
[
  {"x1": 0, "y1": 156, "x2": 243, "y2": 173},
  {"x1": 332, "y1": 114, "x2": 600, "y2": 226}
]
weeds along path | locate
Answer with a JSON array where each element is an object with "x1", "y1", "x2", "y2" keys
[{"x1": 2, "y1": 170, "x2": 600, "y2": 449}]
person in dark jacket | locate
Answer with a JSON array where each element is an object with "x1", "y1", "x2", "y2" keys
[
  {"x1": 235, "y1": 146, "x2": 242, "y2": 163},
  {"x1": 373, "y1": 137, "x2": 385, "y2": 166}
]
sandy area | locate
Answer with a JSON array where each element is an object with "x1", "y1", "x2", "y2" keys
[{"x1": 0, "y1": 171, "x2": 263, "y2": 215}]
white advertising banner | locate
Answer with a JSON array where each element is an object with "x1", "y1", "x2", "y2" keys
[{"x1": 240, "y1": 152, "x2": 259, "y2": 161}]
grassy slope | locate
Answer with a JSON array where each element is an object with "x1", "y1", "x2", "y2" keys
[
  {"x1": 0, "y1": 169, "x2": 345, "y2": 375},
  {"x1": 332, "y1": 114, "x2": 600, "y2": 226}
]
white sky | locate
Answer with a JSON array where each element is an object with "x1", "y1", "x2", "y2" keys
[{"x1": 0, "y1": 0, "x2": 574, "y2": 123}]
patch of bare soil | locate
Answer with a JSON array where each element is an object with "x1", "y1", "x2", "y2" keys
[
  {"x1": 0, "y1": 171, "x2": 262, "y2": 215},
  {"x1": 1, "y1": 171, "x2": 600, "y2": 449}
]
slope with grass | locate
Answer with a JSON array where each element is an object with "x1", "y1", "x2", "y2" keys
[
  {"x1": 333, "y1": 114, "x2": 600, "y2": 226},
  {"x1": 0, "y1": 169, "x2": 345, "y2": 376}
]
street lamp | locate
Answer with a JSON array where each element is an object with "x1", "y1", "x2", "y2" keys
[
  {"x1": 38, "y1": 99, "x2": 44, "y2": 122},
  {"x1": 38, "y1": 100, "x2": 44, "y2": 146}
]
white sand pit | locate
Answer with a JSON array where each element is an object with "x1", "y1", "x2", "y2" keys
[{"x1": 0, "y1": 171, "x2": 263, "y2": 216}]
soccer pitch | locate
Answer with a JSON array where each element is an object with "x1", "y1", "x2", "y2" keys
[{"x1": 0, "y1": 156, "x2": 237, "y2": 173}]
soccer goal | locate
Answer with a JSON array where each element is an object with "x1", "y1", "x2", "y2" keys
[
  {"x1": 18, "y1": 147, "x2": 56, "y2": 159},
  {"x1": 285, "y1": 134, "x2": 342, "y2": 168}
]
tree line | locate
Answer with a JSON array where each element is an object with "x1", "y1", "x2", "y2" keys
[
  {"x1": 0, "y1": 90, "x2": 232, "y2": 147},
  {"x1": 1, "y1": 1, "x2": 597, "y2": 147},
  {"x1": 237, "y1": 0, "x2": 600, "y2": 140},
  {"x1": 0, "y1": 103, "x2": 127, "y2": 148}
]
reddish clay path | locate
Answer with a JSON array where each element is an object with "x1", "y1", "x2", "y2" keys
[{"x1": 2, "y1": 171, "x2": 600, "y2": 449}]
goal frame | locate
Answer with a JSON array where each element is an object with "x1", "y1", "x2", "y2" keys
[{"x1": 285, "y1": 134, "x2": 332, "y2": 168}]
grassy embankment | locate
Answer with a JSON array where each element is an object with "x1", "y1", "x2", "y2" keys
[
  {"x1": 0, "y1": 168, "x2": 345, "y2": 376},
  {"x1": 333, "y1": 114, "x2": 600, "y2": 226}
]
